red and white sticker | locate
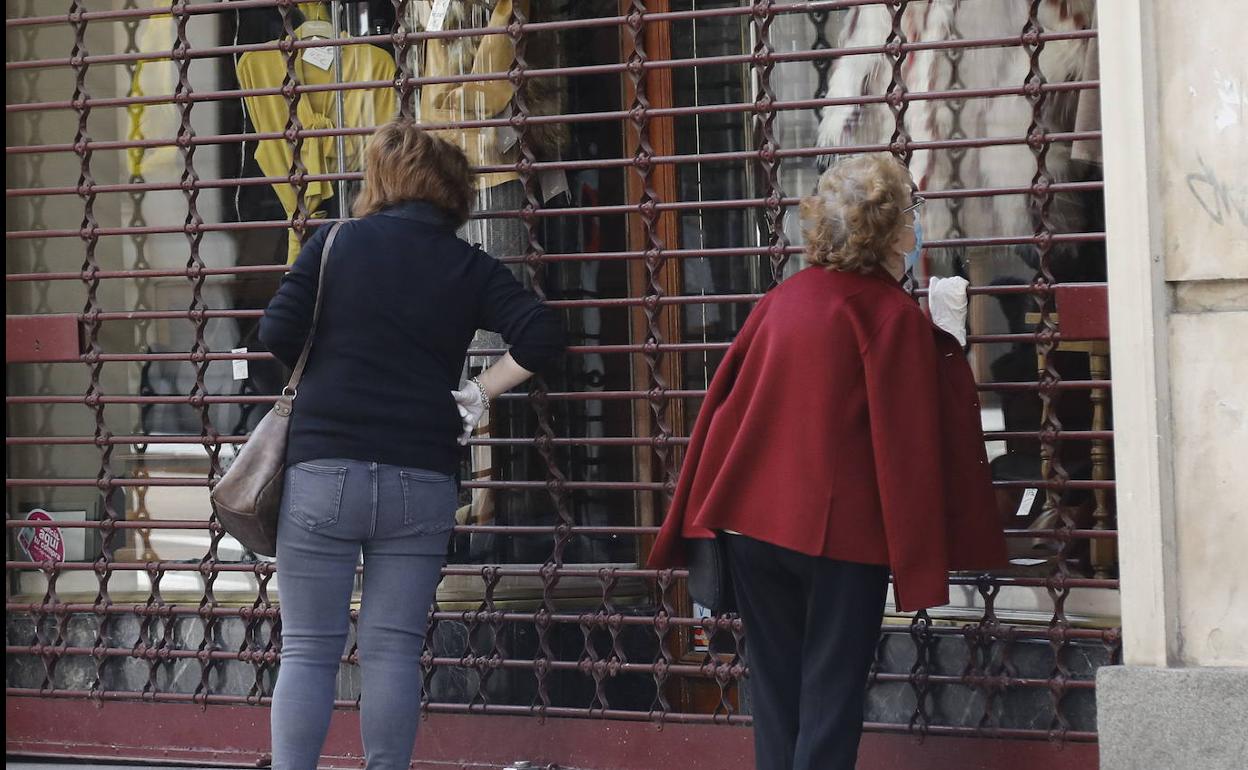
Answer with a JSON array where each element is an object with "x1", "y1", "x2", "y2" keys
[
  {"x1": 18, "y1": 509, "x2": 65, "y2": 562},
  {"x1": 691, "y1": 626, "x2": 710, "y2": 653}
]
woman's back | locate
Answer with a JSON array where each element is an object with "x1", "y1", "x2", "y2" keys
[
  {"x1": 259, "y1": 201, "x2": 562, "y2": 476},
  {"x1": 260, "y1": 118, "x2": 565, "y2": 770}
]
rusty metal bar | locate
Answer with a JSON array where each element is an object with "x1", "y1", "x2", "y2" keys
[
  {"x1": 6, "y1": 13, "x2": 1093, "y2": 77},
  {"x1": 4, "y1": 381, "x2": 1115, "y2": 409},
  {"x1": 0, "y1": 282, "x2": 1109, "y2": 316},
  {"x1": 5, "y1": 0, "x2": 880, "y2": 34},
  {"x1": 5, "y1": 213, "x2": 1105, "y2": 243},
  {"x1": 6, "y1": 34, "x2": 1096, "y2": 114},
  {"x1": 9, "y1": 142, "x2": 1103, "y2": 200},
  {"x1": 3, "y1": 602, "x2": 1123, "y2": 641},
  {"x1": 1, "y1": 517, "x2": 1117, "y2": 543},
  {"x1": 5, "y1": 254, "x2": 1105, "y2": 283},
  {"x1": 2, "y1": 559, "x2": 1118, "y2": 588},
  {"x1": 0, "y1": 336, "x2": 1108, "y2": 364},
  {"x1": 7, "y1": 81, "x2": 1099, "y2": 159},
  {"x1": 0, "y1": 644, "x2": 1099, "y2": 693},
  {"x1": 3, "y1": 429, "x2": 1113, "y2": 448}
]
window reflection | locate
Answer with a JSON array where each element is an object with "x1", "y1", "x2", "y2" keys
[{"x1": 6, "y1": 2, "x2": 1112, "y2": 612}]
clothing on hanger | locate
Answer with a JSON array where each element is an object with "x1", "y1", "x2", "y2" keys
[
  {"x1": 236, "y1": 28, "x2": 397, "y2": 263},
  {"x1": 297, "y1": 1, "x2": 330, "y2": 22},
  {"x1": 1071, "y1": 11, "x2": 1101, "y2": 167},
  {"x1": 125, "y1": 2, "x2": 180, "y2": 177},
  {"x1": 420, "y1": 0, "x2": 526, "y2": 191}
]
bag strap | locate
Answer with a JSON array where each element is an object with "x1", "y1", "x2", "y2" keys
[{"x1": 277, "y1": 222, "x2": 343, "y2": 410}]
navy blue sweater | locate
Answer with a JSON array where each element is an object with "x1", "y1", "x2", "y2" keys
[{"x1": 259, "y1": 201, "x2": 565, "y2": 475}]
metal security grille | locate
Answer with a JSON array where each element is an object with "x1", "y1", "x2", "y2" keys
[{"x1": 6, "y1": 0, "x2": 1118, "y2": 758}]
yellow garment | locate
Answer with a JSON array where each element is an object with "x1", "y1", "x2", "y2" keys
[
  {"x1": 126, "y1": 3, "x2": 179, "y2": 178},
  {"x1": 297, "y1": 2, "x2": 330, "y2": 21},
  {"x1": 236, "y1": 35, "x2": 397, "y2": 262},
  {"x1": 125, "y1": 2, "x2": 329, "y2": 178},
  {"x1": 420, "y1": 0, "x2": 528, "y2": 191}
]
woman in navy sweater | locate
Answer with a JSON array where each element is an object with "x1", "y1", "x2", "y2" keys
[{"x1": 259, "y1": 119, "x2": 564, "y2": 770}]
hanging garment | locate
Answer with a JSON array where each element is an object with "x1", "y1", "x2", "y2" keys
[
  {"x1": 236, "y1": 34, "x2": 397, "y2": 262},
  {"x1": 125, "y1": 3, "x2": 178, "y2": 178},
  {"x1": 815, "y1": 0, "x2": 1096, "y2": 242},
  {"x1": 1071, "y1": 11, "x2": 1102, "y2": 167},
  {"x1": 420, "y1": 0, "x2": 527, "y2": 191},
  {"x1": 296, "y1": 2, "x2": 330, "y2": 22}
]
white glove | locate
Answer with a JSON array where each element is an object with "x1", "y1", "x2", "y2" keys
[
  {"x1": 451, "y1": 380, "x2": 488, "y2": 446},
  {"x1": 928, "y1": 276, "x2": 969, "y2": 346}
]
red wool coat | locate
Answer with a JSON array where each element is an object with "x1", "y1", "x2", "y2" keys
[{"x1": 647, "y1": 266, "x2": 1008, "y2": 611}]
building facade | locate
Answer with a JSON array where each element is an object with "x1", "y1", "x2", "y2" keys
[
  {"x1": 4, "y1": 1, "x2": 1241, "y2": 768},
  {"x1": 1094, "y1": 1, "x2": 1246, "y2": 767}
]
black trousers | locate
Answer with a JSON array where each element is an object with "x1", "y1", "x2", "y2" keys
[{"x1": 726, "y1": 534, "x2": 889, "y2": 770}]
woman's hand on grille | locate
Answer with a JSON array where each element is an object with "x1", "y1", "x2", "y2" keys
[
  {"x1": 451, "y1": 354, "x2": 537, "y2": 445},
  {"x1": 451, "y1": 381, "x2": 487, "y2": 445},
  {"x1": 928, "y1": 276, "x2": 970, "y2": 347}
]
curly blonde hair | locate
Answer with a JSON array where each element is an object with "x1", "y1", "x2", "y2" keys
[
  {"x1": 799, "y1": 153, "x2": 914, "y2": 273},
  {"x1": 352, "y1": 119, "x2": 474, "y2": 226}
]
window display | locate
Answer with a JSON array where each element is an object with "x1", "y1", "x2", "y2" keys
[{"x1": 6, "y1": 0, "x2": 1114, "y2": 742}]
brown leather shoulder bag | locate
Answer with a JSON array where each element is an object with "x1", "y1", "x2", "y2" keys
[{"x1": 210, "y1": 223, "x2": 342, "y2": 556}]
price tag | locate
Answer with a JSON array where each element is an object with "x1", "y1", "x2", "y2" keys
[
  {"x1": 540, "y1": 169, "x2": 570, "y2": 203},
  {"x1": 1015, "y1": 487, "x2": 1038, "y2": 518},
  {"x1": 232, "y1": 348, "x2": 249, "y2": 381},
  {"x1": 303, "y1": 45, "x2": 335, "y2": 71},
  {"x1": 426, "y1": 0, "x2": 452, "y2": 32}
]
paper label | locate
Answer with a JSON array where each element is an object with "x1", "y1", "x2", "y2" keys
[
  {"x1": 540, "y1": 169, "x2": 570, "y2": 203},
  {"x1": 691, "y1": 602, "x2": 712, "y2": 652},
  {"x1": 497, "y1": 124, "x2": 521, "y2": 155},
  {"x1": 426, "y1": 0, "x2": 452, "y2": 32},
  {"x1": 232, "y1": 348, "x2": 249, "y2": 381},
  {"x1": 1015, "y1": 487, "x2": 1038, "y2": 518},
  {"x1": 302, "y1": 45, "x2": 335, "y2": 71}
]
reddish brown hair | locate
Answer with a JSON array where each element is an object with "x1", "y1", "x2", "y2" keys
[{"x1": 352, "y1": 118, "x2": 474, "y2": 226}]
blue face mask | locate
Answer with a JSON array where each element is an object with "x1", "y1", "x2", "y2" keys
[{"x1": 904, "y1": 216, "x2": 924, "y2": 272}]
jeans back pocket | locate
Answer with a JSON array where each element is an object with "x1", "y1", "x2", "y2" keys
[
  {"x1": 398, "y1": 469, "x2": 457, "y2": 536},
  {"x1": 288, "y1": 462, "x2": 347, "y2": 531}
]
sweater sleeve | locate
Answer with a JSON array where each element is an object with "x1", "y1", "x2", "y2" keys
[
  {"x1": 476, "y1": 256, "x2": 565, "y2": 372},
  {"x1": 259, "y1": 224, "x2": 331, "y2": 369},
  {"x1": 862, "y1": 304, "x2": 951, "y2": 611}
]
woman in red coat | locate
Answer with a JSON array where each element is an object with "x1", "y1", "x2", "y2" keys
[{"x1": 648, "y1": 153, "x2": 1006, "y2": 770}]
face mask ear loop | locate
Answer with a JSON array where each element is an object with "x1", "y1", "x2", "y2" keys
[{"x1": 904, "y1": 216, "x2": 925, "y2": 274}]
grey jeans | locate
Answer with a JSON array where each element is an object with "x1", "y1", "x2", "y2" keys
[{"x1": 271, "y1": 458, "x2": 456, "y2": 770}]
